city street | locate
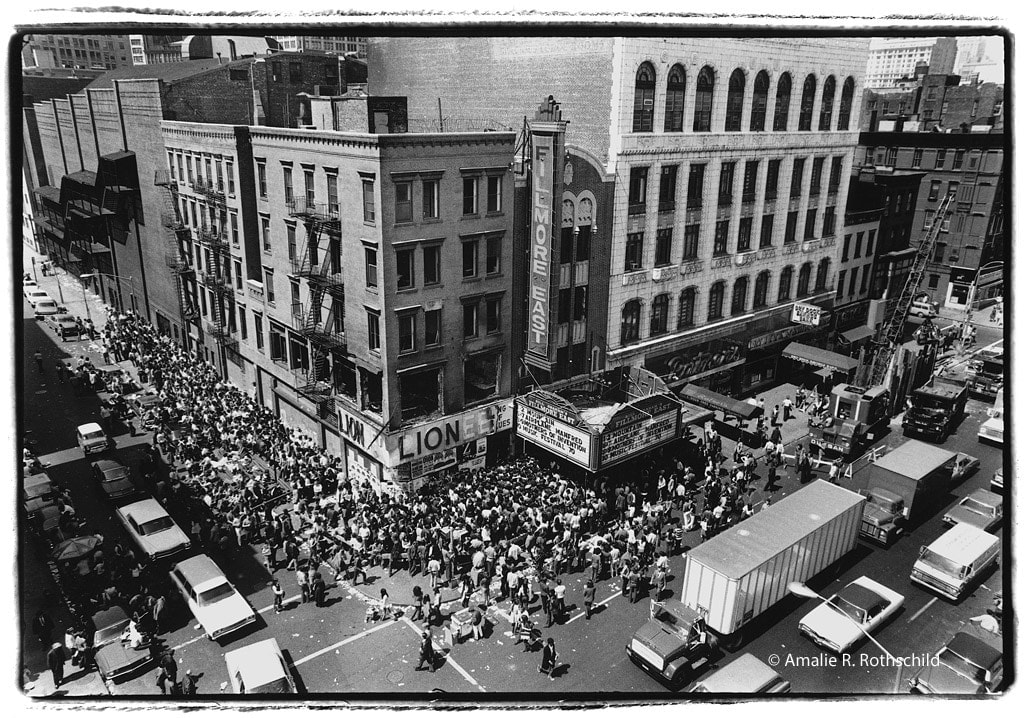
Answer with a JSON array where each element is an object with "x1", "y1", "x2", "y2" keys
[{"x1": 21, "y1": 270, "x2": 1006, "y2": 696}]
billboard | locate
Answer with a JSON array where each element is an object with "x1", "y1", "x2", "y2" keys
[
  {"x1": 791, "y1": 302, "x2": 823, "y2": 326},
  {"x1": 516, "y1": 403, "x2": 594, "y2": 469},
  {"x1": 527, "y1": 134, "x2": 555, "y2": 358}
]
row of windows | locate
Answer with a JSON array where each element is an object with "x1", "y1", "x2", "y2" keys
[
  {"x1": 167, "y1": 149, "x2": 236, "y2": 196},
  {"x1": 633, "y1": 63, "x2": 857, "y2": 134},
  {"x1": 619, "y1": 259, "x2": 832, "y2": 345},
  {"x1": 835, "y1": 263, "x2": 874, "y2": 299},
  {"x1": 841, "y1": 229, "x2": 878, "y2": 261},
  {"x1": 866, "y1": 145, "x2": 980, "y2": 172},
  {"x1": 365, "y1": 297, "x2": 503, "y2": 355},
  {"x1": 363, "y1": 235, "x2": 504, "y2": 291}
]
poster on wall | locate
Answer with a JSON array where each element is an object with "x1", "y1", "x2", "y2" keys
[
  {"x1": 346, "y1": 445, "x2": 384, "y2": 496},
  {"x1": 516, "y1": 403, "x2": 594, "y2": 469},
  {"x1": 459, "y1": 438, "x2": 487, "y2": 471}
]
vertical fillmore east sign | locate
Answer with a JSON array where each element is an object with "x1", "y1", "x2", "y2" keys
[{"x1": 528, "y1": 133, "x2": 554, "y2": 358}]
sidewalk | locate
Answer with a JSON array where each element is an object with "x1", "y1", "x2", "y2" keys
[{"x1": 23, "y1": 244, "x2": 110, "y2": 334}]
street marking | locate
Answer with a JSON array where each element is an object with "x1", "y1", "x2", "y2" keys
[
  {"x1": 566, "y1": 590, "x2": 622, "y2": 624},
  {"x1": 294, "y1": 618, "x2": 401, "y2": 667},
  {"x1": 170, "y1": 634, "x2": 206, "y2": 651},
  {"x1": 400, "y1": 616, "x2": 484, "y2": 692},
  {"x1": 908, "y1": 597, "x2": 938, "y2": 623}
]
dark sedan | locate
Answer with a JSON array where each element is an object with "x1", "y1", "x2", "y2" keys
[{"x1": 91, "y1": 459, "x2": 137, "y2": 501}]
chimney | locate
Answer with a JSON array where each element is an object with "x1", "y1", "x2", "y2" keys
[{"x1": 216, "y1": 53, "x2": 222, "y2": 65}]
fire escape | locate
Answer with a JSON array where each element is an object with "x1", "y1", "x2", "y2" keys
[
  {"x1": 192, "y1": 176, "x2": 239, "y2": 361},
  {"x1": 154, "y1": 169, "x2": 199, "y2": 326},
  {"x1": 288, "y1": 198, "x2": 346, "y2": 416}
]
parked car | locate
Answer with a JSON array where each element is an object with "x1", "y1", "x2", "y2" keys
[
  {"x1": 690, "y1": 653, "x2": 791, "y2": 693},
  {"x1": 23, "y1": 278, "x2": 39, "y2": 295},
  {"x1": 991, "y1": 467, "x2": 1003, "y2": 493},
  {"x1": 91, "y1": 606, "x2": 156, "y2": 682},
  {"x1": 34, "y1": 298, "x2": 61, "y2": 319},
  {"x1": 224, "y1": 638, "x2": 297, "y2": 694},
  {"x1": 91, "y1": 459, "x2": 137, "y2": 501},
  {"x1": 25, "y1": 289, "x2": 51, "y2": 307},
  {"x1": 116, "y1": 498, "x2": 191, "y2": 559},
  {"x1": 126, "y1": 391, "x2": 161, "y2": 417},
  {"x1": 798, "y1": 576, "x2": 904, "y2": 654},
  {"x1": 170, "y1": 554, "x2": 256, "y2": 641},
  {"x1": 909, "y1": 624, "x2": 1003, "y2": 694},
  {"x1": 908, "y1": 298, "x2": 938, "y2": 319},
  {"x1": 77, "y1": 422, "x2": 111, "y2": 455},
  {"x1": 46, "y1": 312, "x2": 79, "y2": 340},
  {"x1": 943, "y1": 489, "x2": 1003, "y2": 532}
]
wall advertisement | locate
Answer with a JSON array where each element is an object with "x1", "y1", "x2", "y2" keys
[
  {"x1": 388, "y1": 398, "x2": 513, "y2": 465},
  {"x1": 346, "y1": 444, "x2": 385, "y2": 496},
  {"x1": 516, "y1": 403, "x2": 594, "y2": 469}
]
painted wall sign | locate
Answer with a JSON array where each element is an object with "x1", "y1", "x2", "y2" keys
[
  {"x1": 516, "y1": 404, "x2": 593, "y2": 468},
  {"x1": 527, "y1": 134, "x2": 555, "y2": 358},
  {"x1": 390, "y1": 398, "x2": 512, "y2": 464}
]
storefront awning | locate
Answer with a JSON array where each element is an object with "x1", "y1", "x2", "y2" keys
[
  {"x1": 782, "y1": 342, "x2": 859, "y2": 373},
  {"x1": 677, "y1": 400, "x2": 715, "y2": 428},
  {"x1": 676, "y1": 384, "x2": 760, "y2": 420},
  {"x1": 839, "y1": 325, "x2": 874, "y2": 343}
]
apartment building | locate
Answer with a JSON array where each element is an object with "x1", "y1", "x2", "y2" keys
[
  {"x1": 273, "y1": 36, "x2": 367, "y2": 58},
  {"x1": 864, "y1": 37, "x2": 956, "y2": 89},
  {"x1": 22, "y1": 34, "x2": 133, "y2": 71}
]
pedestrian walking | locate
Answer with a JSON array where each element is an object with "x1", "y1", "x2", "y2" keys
[
  {"x1": 271, "y1": 578, "x2": 285, "y2": 613},
  {"x1": 34, "y1": 350, "x2": 44, "y2": 373},
  {"x1": 312, "y1": 573, "x2": 326, "y2": 607},
  {"x1": 539, "y1": 638, "x2": 558, "y2": 680},
  {"x1": 771, "y1": 405, "x2": 780, "y2": 426},
  {"x1": 583, "y1": 580, "x2": 595, "y2": 619},
  {"x1": 152, "y1": 594, "x2": 167, "y2": 634},
  {"x1": 55, "y1": 361, "x2": 66, "y2": 383},
  {"x1": 182, "y1": 669, "x2": 200, "y2": 695},
  {"x1": 471, "y1": 603, "x2": 485, "y2": 641},
  {"x1": 415, "y1": 631, "x2": 436, "y2": 672},
  {"x1": 46, "y1": 642, "x2": 66, "y2": 689},
  {"x1": 296, "y1": 566, "x2": 310, "y2": 603},
  {"x1": 553, "y1": 578, "x2": 567, "y2": 622},
  {"x1": 764, "y1": 463, "x2": 778, "y2": 492},
  {"x1": 262, "y1": 541, "x2": 276, "y2": 574},
  {"x1": 155, "y1": 665, "x2": 169, "y2": 695}
]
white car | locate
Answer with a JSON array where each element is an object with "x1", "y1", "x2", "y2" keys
[
  {"x1": 25, "y1": 289, "x2": 51, "y2": 307},
  {"x1": 224, "y1": 638, "x2": 297, "y2": 694},
  {"x1": 23, "y1": 278, "x2": 39, "y2": 295},
  {"x1": 798, "y1": 576, "x2": 904, "y2": 654},
  {"x1": 34, "y1": 298, "x2": 61, "y2": 319},
  {"x1": 170, "y1": 554, "x2": 256, "y2": 641},
  {"x1": 77, "y1": 422, "x2": 111, "y2": 455},
  {"x1": 116, "y1": 498, "x2": 191, "y2": 559},
  {"x1": 908, "y1": 298, "x2": 938, "y2": 319}
]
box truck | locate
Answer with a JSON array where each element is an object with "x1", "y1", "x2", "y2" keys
[
  {"x1": 678, "y1": 481, "x2": 865, "y2": 648},
  {"x1": 858, "y1": 440, "x2": 957, "y2": 545}
]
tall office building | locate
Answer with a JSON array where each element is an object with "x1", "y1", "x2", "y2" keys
[
  {"x1": 22, "y1": 34, "x2": 133, "y2": 71},
  {"x1": 864, "y1": 37, "x2": 958, "y2": 89}
]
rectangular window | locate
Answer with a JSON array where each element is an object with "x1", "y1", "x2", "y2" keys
[
  {"x1": 289, "y1": 62, "x2": 301, "y2": 83},
  {"x1": 628, "y1": 167, "x2": 649, "y2": 214},
  {"x1": 924, "y1": 209, "x2": 935, "y2": 229},
  {"x1": 304, "y1": 169, "x2": 315, "y2": 205},
  {"x1": 287, "y1": 224, "x2": 297, "y2": 261},
  {"x1": 935, "y1": 149, "x2": 947, "y2": 168},
  {"x1": 289, "y1": 278, "x2": 300, "y2": 307},
  {"x1": 823, "y1": 206, "x2": 836, "y2": 236},
  {"x1": 785, "y1": 211, "x2": 798, "y2": 244},
  {"x1": 486, "y1": 175, "x2": 502, "y2": 213},
  {"x1": 655, "y1": 228, "x2": 673, "y2": 266},
  {"x1": 848, "y1": 267, "x2": 859, "y2": 296},
  {"x1": 952, "y1": 150, "x2": 964, "y2": 169},
  {"x1": 683, "y1": 224, "x2": 700, "y2": 259},
  {"x1": 226, "y1": 161, "x2": 234, "y2": 195},
  {"x1": 230, "y1": 212, "x2": 239, "y2": 246},
  {"x1": 946, "y1": 181, "x2": 959, "y2": 200},
  {"x1": 836, "y1": 270, "x2": 846, "y2": 298},
  {"x1": 687, "y1": 163, "x2": 706, "y2": 209},
  {"x1": 264, "y1": 268, "x2": 275, "y2": 304},
  {"x1": 558, "y1": 288, "x2": 571, "y2": 324},
  {"x1": 809, "y1": 157, "x2": 825, "y2": 196},
  {"x1": 828, "y1": 156, "x2": 843, "y2": 193},
  {"x1": 367, "y1": 312, "x2": 380, "y2": 351},
  {"x1": 486, "y1": 235, "x2": 502, "y2": 275},
  {"x1": 842, "y1": 234, "x2": 851, "y2": 261},
  {"x1": 254, "y1": 313, "x2": 264, "y2": 350},
  {"x1": 886, "y1": 147, "x2": 898, "y2": 166},
  {"x1": 659, "y1": 165, "x2": 678, "y2": 212},
  {"x1": 283, "y1": 167, "x2": 293, "y2": 205},
  {"x1": 396, "y1": 247, "x2": 415, "y2": 289},
  {"x1": 933, "y1": 242, "x2": 946, "y2": 263},
  {"x1": 854, "y1": 232, "x2": 863, "y2": 258},
  {"x1": 234, "y1": 259, "x2": 243, "y2": 289},
  {"x1": 463, "y1": 302, "x2": 479, "y2": 338},
  {"x1": 423, "y1": 244, "x2": 441, "y2": 285},
  {"x1": 187, "y1": 156, "x2": 195, "y2": 185},
  {"x1": 759, "y1": 215, "x2": 774, "y2": 248},
  {"x1": 765, "y1": 159, "x2": 781, "y2": 201},
  {"x1": 912, "y1": 148, "x2": 923, "y2": 168},
  {"x1": 790, "y1": 158, "x2": 805, "y2": 198},
  {"x1": 625, "y1": 232, "x2": 644, "y2": 270},
  {"x1": 362, "y1": 179, "x2": 375, "y2": 223},
  {"x1": 928, "y1": 180, "x2": 941, "y2": 201},
  {"x1": 804, "y1": 209, "x2": 817, "y2": 239},
  {"x1": 176, "y1": 155, "x2": 184, "y2": 183},
  {"x1": 737, "y1": 217, "x2": 752, "y2": 252},
  {"x1": 560, "y1": 227, "x2": 575, "y2": 264},
  {"x1": 718, "y1": 162, "x2": 735, "y2": 207},
  {"x1": 395, "y1": 181, "x2": 413, "y2": 223},
  {"x1": 204, "y1": 158, "x2": 212, "y2": 186},
  {"x1": 422, "y1": 178, "x2": 439, "y2": 219},
  {"x1": 261, "y1": 217, "x2": 271, "y2": 252},
  {"x1": 575, "y1": 226, "x2": 591, "y2": 261},
  {"x1": 742, "y1": 161, "x2": 758, "y2": 203},
  {"x1": 928, "y1": 273, "x2": 939, "y2": 289},
  {"x1": 866, "y1": 230, "x2": 876, "y2": 255},
  {"x1": 713, "y1": 220, "x2": 729, "y2": 256},
  {"x1": 424, "y1": 309, "x2": 441, "y2": 346},
  {"x1": 486, "y1": 296, "x2": 502, "y2": 334},
  {"x1": 573, "y1": 286, "x2": 587, "y2": 321},
  {"x1": 860, "y1": 266, "x2": 871, "y2": 294},
  {"x1": 167, "y1": 151, "x2": 176, "y2": 180},
  {"x1": 462, "y1": 177, "x2": 479, "y2": 215},
  {"x1": 257, "y1": 161, "x2": 267, "y2": 198},
  {"x1": 462, "y1": 240, "x2": 478, "y2": 278},
  {"x1": 324, "y1": 174, "x2": 338, "y2": 216},
  {"x1": 398, "y1": 313, "x2": 416, "y2": 353},
  {"x1": 365, "y1": 247, "x2": 378, "y2": 288}
]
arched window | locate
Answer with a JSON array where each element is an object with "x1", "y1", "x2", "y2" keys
[
  {"x1": 798, "y1": 74, "x2": 817, "y2": 131},
  {"x1": 731, "y1": 276, "x2": 749, "y2": 315},
  {"x1": 753, "y1": 270, "x2": 770, "y2": 308},
  {"x1": 693, "y1": 66, "x2": 715, "y2": 132},
  {"x1": 708, "y1": 281, "x2": 725, "y2": 320},
  {"x1": 797, "y1": 262, "x2": 812, "y2": 296},
  {"x1": 773, "y1": 72, "x2": 792, "y2": 131},
  {"x1": 818, "y1": 75, "x2": 836, "y2": 131},
  {"x1": 725, "y1": 69, "x2": 746, "y2": 132},
  {"x1": 621, "y1": 299, "x2": 642, "y2": 344},
  {"x1": 778, "y1": 265, "x2": 793, "y2": 301},
  {"x1": 664, "y1": 64, "x2": 686, "y2": 132},
  {"x1": 650, "y1": 293, "x2": 670, "y2": 335},
  {"x1": 678, "y1": 287, "x2": 696, "y2": 329},
  {"x1": 815, "y1": 257, "x2": 831, "y2": 291},
  {"x1": 633, "y1": 62, "x2": 656, "y2": 133},
  {"x1": 837, "y1": 77, "x2": 855, "y2": 130},
  {"x1": 750, "y1": 70, "x2": 770, "y2": 131}
]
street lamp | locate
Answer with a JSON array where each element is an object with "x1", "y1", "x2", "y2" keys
[
  {"x1": 788, "y1": 581, "x2": 904, "y2": 694},
  {"x1": 79, "y1": 272, "x2": 136, "y2": 320}
]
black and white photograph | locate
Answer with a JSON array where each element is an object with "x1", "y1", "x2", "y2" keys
[{"x1": 9, "y1": 8, "x2": 1012, "y2": 703}]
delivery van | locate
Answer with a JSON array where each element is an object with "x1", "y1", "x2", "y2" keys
[{"x1": 911, "y1": 523, "x2": 999, "y2": 601}]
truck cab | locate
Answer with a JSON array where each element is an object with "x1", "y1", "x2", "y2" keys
[
  {"x1": 903, "y1": 377, "x2": 968, "y2": 442},
  {"x1": 626, "y1": 599, "x2": 718, "y2": 688},
  {"x1": 859, "y1": 488, "x2": 906, "y2": 546},
  {"x1": 968, "y1": 355, "x2": 1003, "y2": 402},
  {"x1": 810, "y1": 384, "x2": 890, "y2": 458},
  {"x1": 909, "y1": 624, "x2": 1003, "y2": 694}
]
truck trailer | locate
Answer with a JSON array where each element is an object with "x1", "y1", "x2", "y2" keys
[
  {"x1": 858, "y1": 440, "x2": 957, "y2": 545},
  {"x1": 679, "y1": 481, "x2": 865, "y2": 647}
]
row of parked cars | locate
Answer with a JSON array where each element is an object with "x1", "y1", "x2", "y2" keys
[{"x1": 25, "y1": 282, "x2": 80, "y2": 337}]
